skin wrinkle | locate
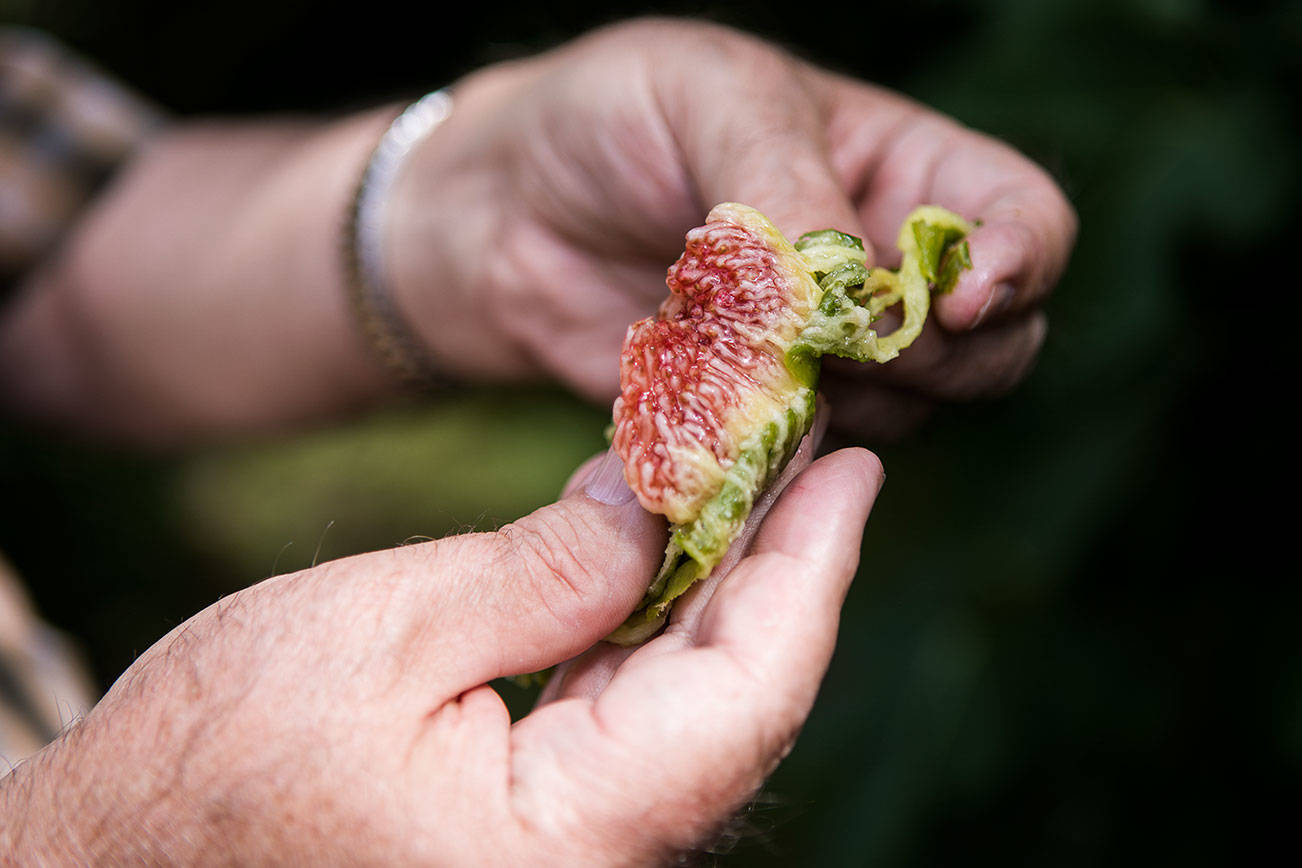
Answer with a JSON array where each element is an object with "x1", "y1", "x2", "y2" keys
[
  {"x1": 517, "y1": 99, "x2": 599, "y2": 242},
  {"x1": 492, "y1": 222, "x2": 610, "y2": 333},
  {"x1": 500, "y1": 510, "x2": 616, "y2": 636}
]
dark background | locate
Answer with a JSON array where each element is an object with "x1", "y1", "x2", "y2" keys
[{"x1": 2, "y1": 0, "x2": 1298, "y2": 863}]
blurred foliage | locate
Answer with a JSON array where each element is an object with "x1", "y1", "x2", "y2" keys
[{"x1": 1, "y1": 0, "x2": 1297, "y2": 864}]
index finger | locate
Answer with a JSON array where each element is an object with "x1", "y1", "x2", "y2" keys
[
  {"x1": 821, "y1": 75, "x2": 1077, "y2": 331},
  {"x1": 936, "y1": 151, "x2": 1078, "y2": 329}
]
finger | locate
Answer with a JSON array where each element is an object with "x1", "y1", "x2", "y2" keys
[
  {"x1": 938, "y1": 175, "x2": 1077, "y2": 330},
  {"x1": 817, "y1": 368, "x2": 937, "y2": 442},
  {"x1": 452, "y1": 449, "x2": 666, "y2": 683},
  {"x1": 560, "y1": 451, "x2": 609, "y2": 499},
  {"x1": 699, "y1": 447, "x2": 883, "y2": 672},
  {"x1": 536, "y1": 642, "x2": 638, "y2": 705},
  {"x1": 317, "y1": 448, "x2": 667, "y2": 696},
  {"x1": 650, "y1": 26, "x2": 870, "y2": 251},
  {"x1": 665, "y1": 404, "x2": 826, "y2": 632},
  {"x1": 833, "y1": 310, "x2": 1049, "y2": 403},
  {"x1": 541, "y1": 405, "x2": 828, "y2": 705},
  {"x1": 510, "y1": 449, "x2": 882, "y2": 852},
  {"x1": 819, "y1": 73, "x2": 1076, "y2": 329},
  {"x1": 871, "y1": 123, "x2": 1074, "y2": 331},
  {"x1": 537, "y1": 449, "x2": 660, "y2": 707}
]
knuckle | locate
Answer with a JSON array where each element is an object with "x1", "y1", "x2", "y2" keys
[
  {"x1": 948, "y1": 313, "x2": 1049, "y2": 400},
  {"x1": 497, "y1": 513, "x2": 604, "y2": 619},
  {"x1": 632, "y1": 17, "x2": 795, "y2": 88},
  {"x1": 881, "y1": 312, "x2": 1048, "y2": 402}
]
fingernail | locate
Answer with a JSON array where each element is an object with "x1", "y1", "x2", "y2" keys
[
  {"x1": 583, "y1": 448, "x2": 636, "y2": 505},
  {"x1": 974, "y1": 282, "x2": 1016, "y2": 328}
]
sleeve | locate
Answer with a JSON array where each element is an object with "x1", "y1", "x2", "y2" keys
[
  {"x1": 0, "y1": 26, "x2": 167, "y2": 292},
  {"x1": 0, "y1": 554, "x2": 97, "y2": 767},
  {"x1": 0, "y1": 26, "x2": 160, "y2": 767}
]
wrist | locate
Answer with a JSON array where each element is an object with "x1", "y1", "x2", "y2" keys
[
  {"x1": 346, "y1": 91, "x2": 454, "y2": 388},
  {"x1": 383, "y1": 64, "x2": 542, "y2": 384}
]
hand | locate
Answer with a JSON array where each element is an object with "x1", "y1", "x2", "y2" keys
[
  {"x1": 0, "y1": 447, "x2": 882, "y2": 864},
  {"x1": 389, "y1": 18, "x2": 1077, "y2": 439}
]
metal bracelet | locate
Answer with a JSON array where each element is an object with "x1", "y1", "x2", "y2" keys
[{"x1": 344, "y1": 89, "x2": 453, "y2": 386}]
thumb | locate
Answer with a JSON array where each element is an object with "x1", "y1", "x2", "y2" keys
[{"x1": 390, "y1": 449, "x2": 666, "y2": 691}]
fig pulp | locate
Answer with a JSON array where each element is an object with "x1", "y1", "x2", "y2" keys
[{"x1": 608, "y1": 203, "x2": 972, "y2": 644}]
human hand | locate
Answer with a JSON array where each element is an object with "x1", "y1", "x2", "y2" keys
[
  {"x1": 387, "y1": 18, "x2": 1076, "y2": 439},
  {"x1": 0, "y1": 446, "x2": 881, "y2": 865}
]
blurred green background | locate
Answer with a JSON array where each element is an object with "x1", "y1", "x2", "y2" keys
[{"x1": 1, "y1": 0, "x2": 1297, "y2": 863}]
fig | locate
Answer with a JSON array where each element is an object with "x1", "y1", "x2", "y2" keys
[{"x1": 608, "y1": 203, "x2": 973, "y2": 644}]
